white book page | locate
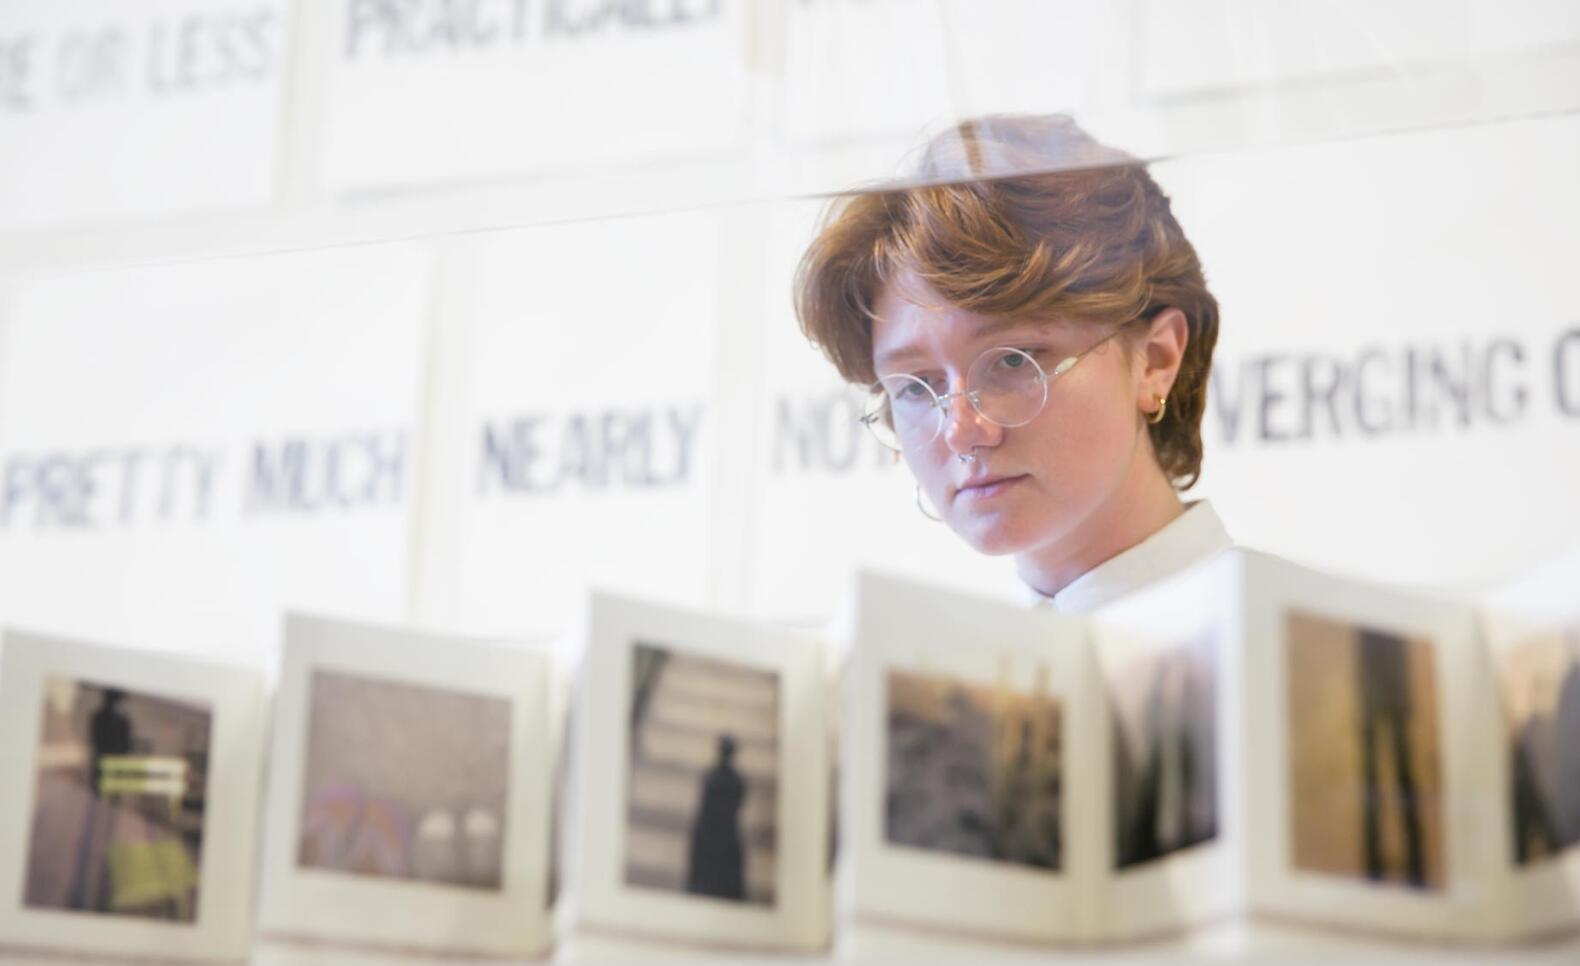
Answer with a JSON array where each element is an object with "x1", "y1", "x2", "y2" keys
[
  {"x1": 1479, "y1": 549, "x2": 1580, "y2": 940},
  {"x1": 1239, "y1": 550, "x2": 1491, "y2": 940},
  {"x1": 256, "y1": 614, "x2": 554, "y2": 957},
  {"x1": 1088, "y1": 550, "x2": 1244, "y2": 940},
  {"x1": 839, "y1": 570, "x2": 1096, "y2": 946},
  {"x1": 0, "y1": 630, "x2": 266, "y2": 961},
  {"x1": 570, "y1": 592, "x2": 828, "y2": 951}
]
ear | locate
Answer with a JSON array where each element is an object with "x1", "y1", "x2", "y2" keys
[{"x1": 1135, "y1": 307, "x2": 1189, "y2": 408}]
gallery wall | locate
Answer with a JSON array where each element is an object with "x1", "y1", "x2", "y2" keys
[{"x1": 1, "y1": 0, "x2": 1579, "y2": 662}]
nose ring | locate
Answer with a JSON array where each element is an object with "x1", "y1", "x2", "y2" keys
[{"x1": 957, "y1": 452, "x2": 977, "y2": 465}]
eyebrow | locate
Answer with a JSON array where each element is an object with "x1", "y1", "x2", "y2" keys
[
  {"x1": 873, "y1": 319, "x2": 1073, "y2": 373},
  {"x1": 872, "y1": 345, "x2": 926, "y2": 373},
  {"x1": 974, "y1": 318, "x2": 1067, "y2": 341}
]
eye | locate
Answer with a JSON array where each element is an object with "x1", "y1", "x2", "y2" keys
[
  {"x1": 879, "y1": 372, "x2": 941, "y2": 411},
  {"x1": 994, "y1": 349, "x2": 1045, "y2": 373}
]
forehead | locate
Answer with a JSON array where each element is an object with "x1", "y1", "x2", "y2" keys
[{"x1": 870, "y1": 273, "x2": 1082, "y2": 368}]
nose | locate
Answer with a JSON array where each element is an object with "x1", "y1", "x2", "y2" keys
[{"x1": 940, "y1": 389, "x2": 1001, "y2": 455}]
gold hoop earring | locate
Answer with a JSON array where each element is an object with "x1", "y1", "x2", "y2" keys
[
  {"x1": 1146, "y1": 394, "x2": 1167, "y2": 425},
  {"x1": 915, "y1": 484, "x2": 942, "y2": 522}
]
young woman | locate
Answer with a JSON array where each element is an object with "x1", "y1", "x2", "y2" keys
[{"x1": 795, "y1": 115, "x2": 1229, "y2": 612}]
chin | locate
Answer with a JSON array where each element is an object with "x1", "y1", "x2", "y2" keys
[{"x1": 948, "y1": 514, "x2": 1035, "y2": 557}]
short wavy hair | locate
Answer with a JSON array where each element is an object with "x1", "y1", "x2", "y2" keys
[{"x1": 794, "y1": 114, "x2": 1219, "y2": 489}]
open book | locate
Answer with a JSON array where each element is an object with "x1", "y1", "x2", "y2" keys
[{"x1": 834, "y1": 549, "x2": 1579, "y2": 948}]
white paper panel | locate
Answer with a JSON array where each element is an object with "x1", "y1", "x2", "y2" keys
[
  {"x1": 424, "y1": 213, "x2": 722, "y2": 636},
  {"x1": 777, "y1": 0, "x2": 1580, "y2": 196},
  {"x1": 1174, "y1": 114, "x2": 1580, "y2": 586},
  {"x1": 320, "y1": 0, "x2": 748, "y2": 192},
  {"x1": 781, "y1": 0, "x2": 953, "y2": 146},
  {"x1": 0, "y1": 0, "x2": 287, "y2": 231},
  {"x1": 0, "y1": 243, "x2": 431, "y2": 660},
  {"x1": 946, "y1": 0, "x2": 1104, "y2": 122}
]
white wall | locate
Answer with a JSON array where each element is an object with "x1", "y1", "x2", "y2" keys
[{"x1": 1, "y1": 0, "x2": 1578, "y2": 658}]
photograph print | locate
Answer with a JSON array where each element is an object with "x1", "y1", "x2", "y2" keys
[
  {"x1": 297, "y1": 670, "x2": 512, "y2": 891},
  {"x1": 25, "y1": 677, "x2": 212, "y2": 922},
  {"x1": 885, "y1": 659, "x2": 1063, "y2": 871},
  {"x1": 624, "y1": 642, "x2": 780, "y2": 906},
  {"x1": 1108, "y1": 631, "x2": 1218, "y2": 870},
  {"x1": 1500, "y1": 625, "x2": 1580, "y2": 866},
  {"x1": 1285, "y1": 609, "x2": 1447, "y2": 891}
]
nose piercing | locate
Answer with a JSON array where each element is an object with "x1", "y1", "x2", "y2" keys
[{"x1": 957, "y1": 452, "x2": 977, "y2": 465}]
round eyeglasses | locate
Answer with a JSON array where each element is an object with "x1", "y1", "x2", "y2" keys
[{"x1": 859, "y1": 328, "x2": 1125, "y2": 452}]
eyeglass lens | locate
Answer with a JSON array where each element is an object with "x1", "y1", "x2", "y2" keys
[{"x1": 862, "y1": 347, "x2": 1049, "y2": 451}]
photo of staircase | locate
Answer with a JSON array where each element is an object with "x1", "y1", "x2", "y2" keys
[{"x1": 624, "y1": 643, "x2": 779, "y2": 906}]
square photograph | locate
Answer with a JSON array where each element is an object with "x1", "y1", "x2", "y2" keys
[
  {"x1": 624, "y1": 642, "x2": 780, "y2": 906},
  {"x1": 1500, "y1": 626, "x2": 1580, "y2": 866},
  {"x1": 884, "y1": 661, "x2": 1063, "y2": 871},
  {"x1": 1285, "y1": 609, "x2": 1446, "y2": 891},
  {"x1": 1108, "y1": 631, "x2": 1219, "y2": 870},
  {"x1": 24, "y1": 677, "x2": 212, "y2": 922},
  {"x1": 297, "y1": 670, "x2": 512, "y2": 891}
]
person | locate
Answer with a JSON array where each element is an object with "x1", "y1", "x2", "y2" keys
[
  {"x1": 1355, "y1": 628, "x2": 1426, "y2": 887},
  {"x1": 1553, "y1": 649, "x2": 1580, "y2": 850},
  {"x1": 72, "y1": 687, "x2": 134, "y2": 910},
  {"x1": 1116, "y1": 645, "x2": 1218, "y2": 868},
  {"x1": 90, "y1": 688, "x2": 133, "y2": 799},
  {"x1": 795, "y1": 114, "x2": 1230, "y2": 610},
  {"x1": 1510, "y1": 709, "x2": 1560, "y2": 864},
  {"x1": 686, "y1": 733, "x2": 747, "y2": 901}
]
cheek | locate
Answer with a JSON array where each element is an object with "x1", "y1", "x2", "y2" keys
[
  {"x1": 901, "y1": 446, "x2": 952, "y2": 501},
  {"x1": 1025, "y1": 383, "x2": 1137, "y2": 490}
]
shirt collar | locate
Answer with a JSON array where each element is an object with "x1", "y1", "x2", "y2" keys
[{"x1": 1023, "y1": 500, "x2": 1233, "y2": 615}]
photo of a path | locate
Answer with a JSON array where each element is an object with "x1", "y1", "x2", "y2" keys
[{"x1": 25, "y1": 677, "x2": 212, "y2": 922}]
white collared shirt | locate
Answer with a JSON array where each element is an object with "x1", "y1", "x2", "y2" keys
[{"x1": 1022, "y1": 500, "x2": 1233, "y2": 614}]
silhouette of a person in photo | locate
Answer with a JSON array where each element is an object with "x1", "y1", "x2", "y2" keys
[
  {"x1": 1356, "y1": 628, "x2": 1427, "y2": 887},
  {"x1": 1512, "y1": 718, "x2": 1560, "y2": 863},
  {"x1": 1507, "y1": 644, "x2": 1580, "y2": 864},
  {"x1": 72, "y1": 687, "x2": 136, "y2": 910},
  {"x1": 90, "y1": 688, "x2": 133, "y2": 798},
  {"x1": 686, "y1": 733, "x2": 746, "y2": 901},
  {"x1": 1117, "y1": 652, "x2": 1214, "y2": 867},
  {"x1": 1554, "y1": 656, "x2": 1580, "y2": 848}
]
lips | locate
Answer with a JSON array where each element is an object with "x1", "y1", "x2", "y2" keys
[{"x1": 953, "y1": 473, "x2": 1028, "y2": 502}]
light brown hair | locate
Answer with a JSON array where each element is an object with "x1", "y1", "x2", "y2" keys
[{"x1": 794, "y1": 115, "x2": 1219, "y2": 489}]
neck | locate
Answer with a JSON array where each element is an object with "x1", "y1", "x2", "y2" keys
[{"x1": 1015, "y1": 432, "x2": 1184, "y2": 599}]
